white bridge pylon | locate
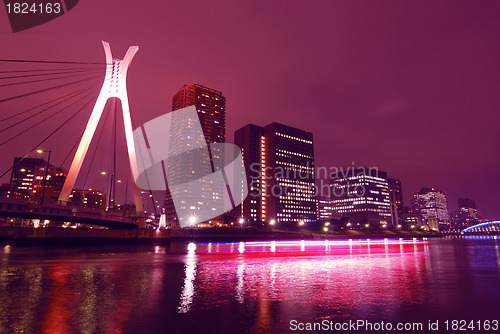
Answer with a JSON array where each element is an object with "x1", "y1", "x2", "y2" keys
[{"x1": 58, "y1": 41, "x2": 143, "y2": 213}]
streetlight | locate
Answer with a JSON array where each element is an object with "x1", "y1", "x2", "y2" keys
[{"x1": 37, "y1": 149, "x2": 51, "y2": 205}]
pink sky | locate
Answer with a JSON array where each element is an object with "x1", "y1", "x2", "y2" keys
[{"x1": 1, "y1": 0, "x2": 500, "y2": 218}]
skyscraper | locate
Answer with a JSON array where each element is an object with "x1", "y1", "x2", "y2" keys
[
  {"x1": 234, "y1": 122, "x2": 316, "y2": 226},
  {"x1": 388, "y1": 178, "x2": 404, "y2": 226},
  {"x1": 172, "y1": 84, "x2": 226, "y2": 144},
  {"x1": 165, "y1": 84, "x2": 226, "y2": 226},
  {"x1": 412, "y1": 187, "x2": 449, "y2": 231},
  {"x1": 330, "y1": 167, "x2": 392, "y2": 228},
  {"x1": 233, "y1": 124, "x2": 264, "y2": 222}
]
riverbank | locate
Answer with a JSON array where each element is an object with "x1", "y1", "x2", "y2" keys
[{"x1": 0, "y1": 226, "x2": 441, "y2": 245}]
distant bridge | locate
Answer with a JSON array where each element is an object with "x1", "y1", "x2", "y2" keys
[
  {"x1": 0, "y1": 198, "x2": 140, "y2": 229},
  {"x1": 462, "y1": 221, "x2": 500, "y2": 234}
]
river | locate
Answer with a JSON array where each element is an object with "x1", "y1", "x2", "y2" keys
[{"x1": 0, "y1": 236, "x2": 499, "y2": 333}]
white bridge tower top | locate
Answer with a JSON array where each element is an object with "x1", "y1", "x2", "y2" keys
[{"x1": 58, "y1": 41, "x2": 143, "y2": 214}]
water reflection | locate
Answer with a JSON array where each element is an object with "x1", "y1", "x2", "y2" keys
[
  {"x1": 0, "y1": 237, "x2": 498, "y2": 333},
  {"x1": 0, "y1": 266, "x2": 43, "y2": 333},
  {"x1": 178, "y1": 251, "x2": 197, "y2": 313}
]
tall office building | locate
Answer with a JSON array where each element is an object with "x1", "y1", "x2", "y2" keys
[
  {"x1": 234, "y1": 122, "x2": 316, "y2": 225},
  {"x1": 412, "y1": 187, "x2": 449, "y2": 231},
  {"x1": 388, "y1": 178, "x2": 404, "y2": 226},
  {"x1": 165, "y1": 84, "x2": 226, "y2": 225},
  {"x1": 172, "y1": 84, "x2": 225, "y2": 144},
  {"x1": 330, "y1": 168, "x2": 392, "y2": 227},
  {"x1": 233, "y1": 124, "x2": 264, "y2": 222}
]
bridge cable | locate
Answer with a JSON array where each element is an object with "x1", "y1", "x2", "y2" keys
[
  {"x1": 0, "y1": 68, "x2": 104, "y2": 80},
  {"x1": 80, "y1": 102, "x2": 112, "y2": 192},
  {"x1": 0, "y1": 67, "x2": 108, "y2": 74},
  {"x1": 0, "y1": 85, "x2": 93, "y2": 124},
  {"x1": 0, "y1": 71, "x2": 103, "y2": 88},
  {"x1": 0, "y1": 59, "x2": 109, "y2": 65},
  {"x1": 0, "y1": 94, "x2": 98, "y2": 181},
  {"x1": 0, "y1": 75, "x2": 101, "y2": 104},
  {"x1": 0, "y1": 90, "x2": 97, "y2": 148},
  {"x1": 0, "y1": 86, "x2": 93, "y2": 134},
  {"x1": 60, "y1": 126, "x2": 85, "y2": 168},
  {"x1": 107, "y1": 98, "x2": 118, "y2": 209}
]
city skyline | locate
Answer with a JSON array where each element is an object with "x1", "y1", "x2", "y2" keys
[{"x1": 1, "y1": 0, "x2": 499, "y2": 219}]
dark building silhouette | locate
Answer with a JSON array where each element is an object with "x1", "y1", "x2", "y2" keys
[
  {"x1": 69, "y1": 189, "x2": 106, "y2": 209},
  {"x1": 450, "y1": 198, "x2": 480, "y2": 230},
  {"x1": 388, "y1": 178, "x2": 404, "y2": 226},
  {"x1": 402, "y1": 206, "x2": 423, "y2": 229}
]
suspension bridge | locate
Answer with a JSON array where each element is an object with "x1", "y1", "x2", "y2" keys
[{"x1": 0, "y1": 41, "x2": 160, "y2": 229}]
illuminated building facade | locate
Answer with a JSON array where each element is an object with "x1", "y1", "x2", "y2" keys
[
  {"x1": 7, "y1": 157, "x2": 67, "y2": 202},
  {"x1": 69, "y1": 189, "x2": 106, "y2": 209},
  {"x1": 8, "y1": 157, "x2": 46, "y2": 200},
  {"x1": 233, "y1": 124, "x2": 264, "y2": 222},
  {"x1": 330, "y1": 168, "x2": 392, "y2": 227},
  {"x1": 388, "y1": 178, "x2": 404, "y2": 226},
  {"x1": 234, "y1": 122, "x2": 316, "y2": 225},
  {"x1": 317, "y1": 196, "x2": 333, "y2": 221},
  {"x1": 32, "y1": 166, "x2": 67, "y2": 202},
  {"x1": 411, "y1": 187, "x2": 450, "y2": 231},
  {"x1": 172, "y1": 84, "x2": 226, "y2": 144},
  {"x1": 165, "y1": 84, "x2": 226, "y2": 225}
]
